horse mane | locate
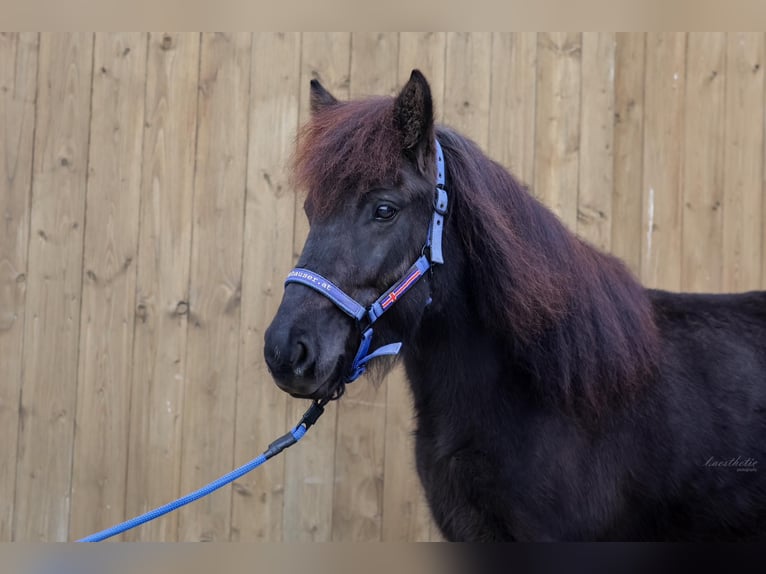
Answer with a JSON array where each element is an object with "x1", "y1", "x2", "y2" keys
[
  {"x1": 437, "y1": 127, "x2": 660, "y2": 416},
  {"x1": 293, "y1": 96, "x2": 404, "y2": 215},
  {"x1": 292, "y1": 95, "x2": 660, "y2": 417}
]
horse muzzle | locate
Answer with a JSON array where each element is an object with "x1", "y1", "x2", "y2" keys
[{"x1": 264, "y1": 290, "x2": 353, "y2": 399}]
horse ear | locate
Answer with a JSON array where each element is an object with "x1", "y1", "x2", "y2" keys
[
  {"x1": 310, "y1": 79, "x2": 338, "y2": 114},
  {"x1": 394, "y1": 70, "x2": 434, "y2": 161}
]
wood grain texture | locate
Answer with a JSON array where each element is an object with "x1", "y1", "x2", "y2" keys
[
  {"x1": 14, "y1": 33, "x2": 94, "y2": 541},
  {"x1": 398, "y1": 32, "x2": 446, "y2": 123},
  {"x1": 534, "y1": 32, "x2": 582, "y2": 231},
  {"x1": 381, "y1": 363, "x2": 431, "y2": 542},
  {"x1": 641, "y1": 33, "x2": 687, "y2": 290},
  {"x1": 723, "y1": 33, "x2": 764, "y2": 292},
  {"x1": 291, "y1": 31, "x2": 352, "y2": 267},
  {"x1": 612, "y1": 33, "x2": 646, "y2": 277},
  {"x1": 68, "y1": 32, "x2": 148, "y2": 540},
  {"x1": 444, "y1": 32, "x2": 492, "y2": 148},
  {"x1": 0, "y1": 32, "x2": 38, "y2": 541},
  {"x1": 7, "y1": 32, "x2": 766, "y2": 543},
  {"x1": 682, "y1": 33, "x2": 727, "y2": 293},
  {"x1": 330, "y1": 32, "x2": 399, "y2": 543},
  {"x1": 577, "y1": 32, "x2": 616, "y2": 251},
  {"x1": 123, "y1": 32, "x2": 200, "y2": 542},
  {"x1": 178, "y1": 32, "x2": 251, "y2": 542},
  {"x1": 489, "y1": 32, "x2": 538, "y2": 186},
  {"x1": 291, "y1": 33, "x2": 351, "y2": 265},
  {"x1": 231, "y1": 32, "x2": 300, "y2": 542},
  {"x1": 283, "y1": 32, "x2": 350, "y2": 542}
]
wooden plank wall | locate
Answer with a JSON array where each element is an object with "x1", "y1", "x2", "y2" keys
[{"x1": 1, "y1": 32, "x2": 764, "y2": 542}]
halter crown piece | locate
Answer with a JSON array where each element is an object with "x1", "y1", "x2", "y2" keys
[{"x1": 285, "y1": 139, "x2": 448, "y2": 384}]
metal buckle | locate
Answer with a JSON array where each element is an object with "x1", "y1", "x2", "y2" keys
[{"x1": 433, "y1": 188, "x2": 448, "y2": 216}]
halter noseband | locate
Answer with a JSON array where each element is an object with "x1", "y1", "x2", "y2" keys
[{"x1": 285, "y1": 139, "x2": 448, "y2": 384}]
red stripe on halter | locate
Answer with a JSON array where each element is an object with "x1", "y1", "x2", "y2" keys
[{"x1": 382, "y1": 269, "x2": 422, "y2": 309}]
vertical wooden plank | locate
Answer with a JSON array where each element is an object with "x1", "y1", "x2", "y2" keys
[
  {"x1": 723, "y1": 33, "x2": 764, "y2": 292},
  {"x1": 283, "y1": 32, "x2": 350, "y2": 542},
  {"x1": 230, "y1": 32, "x2": 300, "y2": 542},
  {"x1": 377, "y1": 32, "x2": 445, "y2": 544},
  {"x1": 488, "y1": 32, "x2": 537, "y2": 185},
  {"x1": 331, "y1": 32, "x2": 399, "y2": 542},
  {"x1": 178, "y1": 32, "x2": 251, "y2": 542},
  {"x1": 398, "y1": 32, "x2": 446, "y2": 122},
  {"x1": 577, "y1": 32, "x2": 616, "y2": 252},
  {"x1": 381, "y1": 371, "x2": 432, "y2": 542},
  {"x1": 682, "y1": 33, "x2": 727, "y2": 293},
  {"x1": 291, "y1": 33, "x2": 351, "y2": 264},
  {"x1": 641, "y1": 33, "x2": 686, "y2": 291},
  {"x1": 534, "y1": 32, "x2": 582, "y2": 231},
  {"x1": 124, "y1": 32, "x2": 200, "y2": 542},
  {"x1": 14, "y1": 33, "x2": 94, "y2": 542},
  {"x1": 68, "y1": 32, "x2": 147, "y2": 540},
  {"x1": 443, "y1": 32, "x2": 492, "y2": 148},
  {"x1": 0, "y1": 32, "x2": 38, "y2": 541},
  {"x1": 612, "y1": 33, "x2": 646, "y2": 276}
]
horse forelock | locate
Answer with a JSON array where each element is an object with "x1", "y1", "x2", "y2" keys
[{"x1": 293, "y1": 96, "x2": 405, "y2": 215}]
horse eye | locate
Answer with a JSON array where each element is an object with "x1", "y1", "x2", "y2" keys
[{"x1": 374, "y1": 204, "x2": 398, "y2": 221}]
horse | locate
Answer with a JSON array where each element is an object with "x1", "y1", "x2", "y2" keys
[{"x1": 264, "y1": 70, "x2": 766, "y2": 541}]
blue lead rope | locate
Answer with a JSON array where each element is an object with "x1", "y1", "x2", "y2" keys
[{"x1": 77, "y1": 401, "x2": 325, "y2": 542}]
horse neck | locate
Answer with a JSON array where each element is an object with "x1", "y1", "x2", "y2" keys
[
  {"x1": 402, "y1": 262, "x2": 517, "y2": 427},
  {"x1": 402, "y1": 131, "x2": 658, "y2": 422}
]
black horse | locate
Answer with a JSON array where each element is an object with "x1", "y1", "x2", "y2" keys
[{"x1": 264, "y1": 70, "x2": 766, "y2": 541}]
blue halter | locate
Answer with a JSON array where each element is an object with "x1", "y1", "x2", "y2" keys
[{"x1": 285, "y1": 139, "x2": 448, "y2": 384}]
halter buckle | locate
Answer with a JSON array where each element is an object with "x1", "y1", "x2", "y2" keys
[{"x1": 433, "y1": 187, "x2": 449, "y2": 216}]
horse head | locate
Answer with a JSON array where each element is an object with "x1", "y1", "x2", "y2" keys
[{"x1": 264, "y1": 71, "x2": 441, "y2": 400}]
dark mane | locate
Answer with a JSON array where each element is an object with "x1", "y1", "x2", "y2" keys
[
  {"x1": 293, "y1": 94, "x2": 660, "y2": 416},
  {"x1": 294, "y1": 96, "x2": 405, "y2": 215},
  {"x1": 437, "y1": 127, "x2": 659, "y2": 415}
]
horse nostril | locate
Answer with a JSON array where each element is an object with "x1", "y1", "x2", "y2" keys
[
  {"x1": 290, "y1": 340, "x2": 314, "y2": 377},
  {"x1": 291, "y1": 341, "x2": 307, "y2": 366}
]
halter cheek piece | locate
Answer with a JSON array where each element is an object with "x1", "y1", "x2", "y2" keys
[{"x1": 285, "y1": 139, "x2": 448, "y2": 384}]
